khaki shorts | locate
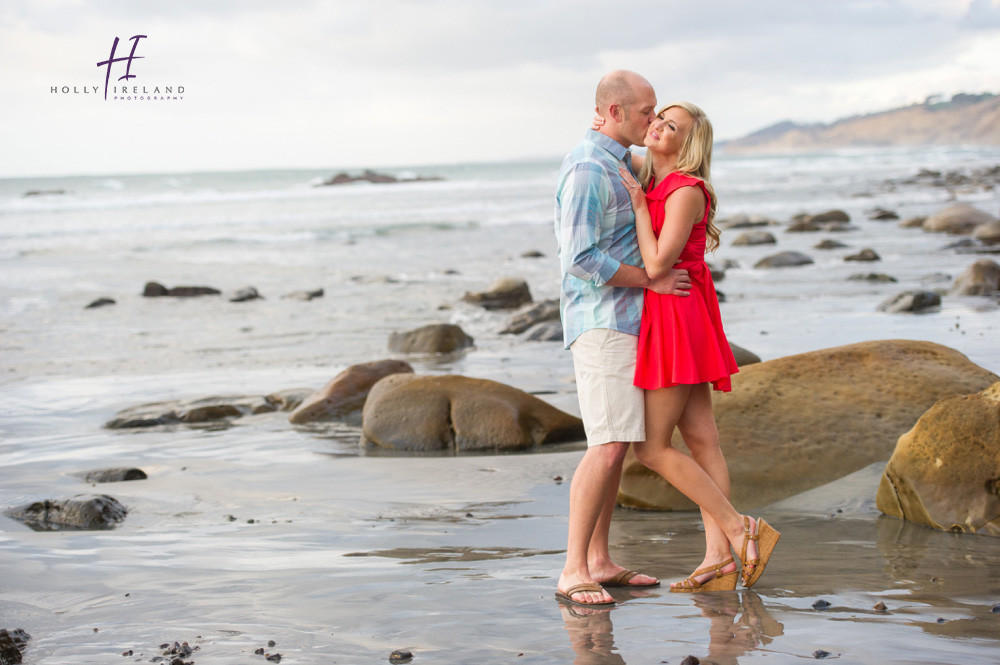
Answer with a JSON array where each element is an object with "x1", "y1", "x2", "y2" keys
[{"x1": 570, "y1": 328, "x2": 645, "y2": 447}]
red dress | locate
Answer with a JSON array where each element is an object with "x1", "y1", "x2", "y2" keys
[{"x1": 634, "y1": 172, "x2": 739, "y2": 392}]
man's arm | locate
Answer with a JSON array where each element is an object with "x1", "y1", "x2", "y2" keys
[{"x1": 606, "y1": 263, "x2": 691, "y2": 296}]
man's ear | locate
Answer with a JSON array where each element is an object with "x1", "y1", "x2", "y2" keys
[{"x1": 608, "y1": 103, "x2": 624, "y2": 123}]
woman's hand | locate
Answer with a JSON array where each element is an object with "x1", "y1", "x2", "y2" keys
[
  {"x1": 619, "y1": 166, "x2": 646, "y2": 210},
  {"x1": 591, "y1": 114, "x2": 606, "y2": 130}
]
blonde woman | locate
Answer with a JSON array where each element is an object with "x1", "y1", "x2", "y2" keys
[{"x1": 617, "y1": 102, "x2": 779, "y2": 591}]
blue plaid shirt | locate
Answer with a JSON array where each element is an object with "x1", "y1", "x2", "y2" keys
[{"x1": 555, "y1": 130, "x2": 644, "y2": 348}]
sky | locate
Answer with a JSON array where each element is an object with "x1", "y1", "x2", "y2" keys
[{"x1": 1, "y1": 0, "x2": 999, "y2": 178}]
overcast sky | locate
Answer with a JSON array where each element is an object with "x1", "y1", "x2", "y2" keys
[{"x1": 1, "y1": 0, "x2": 998, "y2": 178}]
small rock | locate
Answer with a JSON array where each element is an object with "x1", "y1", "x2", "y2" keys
[
  {"x1": 281, "y1": 288, "x2": 324, "y2": 301},
  {"x1": 845, "y1": 248, "x2": 881, "y2": 262},
  {"x1": 811, "y1": 599, "x2": 831, "y2": 610},
  {"x1": 754, "y1": 251, "x2": 814, "y2": 269},
  {"x1": 813, "y1": 650, "x2": 832, "y2": 659},
  {"x1": 255, "y1": 648, "x2": 265, "y2": 655},
  {"x1": 267, "y1": 640, "x2": 276, "y2": 647},
  {"x1": 869, "y1": 208, "x2": 899, "y2": 220},
  {"x1": 521, "y1": 250, "x2": 545, "y2": 258},
  {"x1": 266, "y1": 654, "x2": 282, "y2": 663},
  {"x1": 847, "y1": 273, "x2": 897, "y2": 283},
  {"x1": 937, "y1": 617, "x2": 947, "y2": 623},
  {"x1": 679, "y1": 656, "x2": 700, "y2": 665},
  {"x1": 730, "y1": 230, "x2": 776, "y2": 246},
  {"x1": 990, "y1": 603, "x2": 1000, "y2": 613},
  {"x1": 814, "y1": 239, "x2": 849, "y2": 250},
  {"x1": 874, "y1": 601, "x2": 887, "y2": 612},
  {"x1": 230, "y1": 287, "x2": 263, "y2": 302},
  {"x1": 877, "y1": 290, "x2": 941, "y2": 313},
  {"x1": 84, "y1": 468, "x2": 147, "y2": 483},
  {"x1": 389, "y1": 649, "x2": 413, "y2": 663},
  {"x1": 461, "y1": 277, "x2": 532, "y2": 310},
  {"x1": 85, "y1": 297, "x2": 116, "y2": 309},
  {"x1": 388, "y1": 324, "x2": 473, "y2": 354}
]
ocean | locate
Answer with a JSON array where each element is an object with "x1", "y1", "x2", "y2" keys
[{"x1": 1, "y1": 146, "x2": 999, "y2": 664}]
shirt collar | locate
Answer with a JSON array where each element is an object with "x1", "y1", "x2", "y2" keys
[{"x1": 585, "y1": 129, "x2": 630, "y2": 163}]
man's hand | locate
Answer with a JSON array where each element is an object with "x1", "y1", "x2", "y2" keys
[{"x1": 648, "y1": 268, "x2": 691, "y2": 296}]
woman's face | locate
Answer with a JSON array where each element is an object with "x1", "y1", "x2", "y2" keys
[{"x1": 644, "y1": 106, "x2": 695, "y2": 157}]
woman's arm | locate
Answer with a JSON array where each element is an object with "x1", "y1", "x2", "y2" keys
[{"x1": 620, "y1": 168, "x2": 704, "y2": 279}]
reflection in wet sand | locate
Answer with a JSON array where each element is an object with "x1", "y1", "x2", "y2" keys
[{"x1": 557, "y1": 591, "x2": 784, "y2": 665}]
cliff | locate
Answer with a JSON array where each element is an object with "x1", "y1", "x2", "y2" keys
[{"x1": 721, "y1": 93, "x2": 1000, "y2": 153}]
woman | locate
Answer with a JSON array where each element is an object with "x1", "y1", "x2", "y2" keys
[{"x1": 618, "y1": 102, "x2": 779, "y2": 591}]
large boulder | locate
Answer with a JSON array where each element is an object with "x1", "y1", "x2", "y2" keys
[
  {"x1": 618, "y1": 340, "x2": 999, "y2": 510},
  {"x1": 388, "y1": 323, "x2": 473, "y2": 354},
  {"x1": 922, "y1": 204, "x2": 995, "y2": 235},
  {"x1": 973, "y1": 220, "x2": 1000, "y2": 245},
  {"x1": 462, "y1": 278, "x2": 532, "y2": 310},
  {"x1": 876, "y1": 382, "x2": 1000, "y2": 536},
  {"x1": 288, "y1": 359, "x2": 414, "y2": 425},
  {"x1": 949, "y1": 259, "x2": 1000, "y2": 296},
  {"x1": 0, "y1": 629, "x2": 30, "y2": 665},
  {"x1": 5, "y1": 495, "x2": 127, "y2": 531},
  {"x1": 361, "y1": 374, "x2": 584, "y2": 453}
]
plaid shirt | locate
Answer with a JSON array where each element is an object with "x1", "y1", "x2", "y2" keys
[{"x1": 554, "y1": 130, "x2": 644, "y2": 348}]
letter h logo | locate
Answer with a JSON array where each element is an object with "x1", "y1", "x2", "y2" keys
[{"x1": 96, "y1": 35, "x2": 148, "y2": 100}]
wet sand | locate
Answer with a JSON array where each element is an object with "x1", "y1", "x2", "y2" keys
[{"x1": 3, "y1": 436, "x2": 999, "y2": 664}]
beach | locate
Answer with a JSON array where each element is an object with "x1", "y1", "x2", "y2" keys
[{"x1": 2, "y1": 147, "x2": 999, "y2": 664}]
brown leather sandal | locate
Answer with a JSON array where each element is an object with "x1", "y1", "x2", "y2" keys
[
  {"x1": 739, "y1": 516, "x2": 781, "y2": 588},
  {"x1": 669, "y1": 558, "x2": 738, "y2": 593}
]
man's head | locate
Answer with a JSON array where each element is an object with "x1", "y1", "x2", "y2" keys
[{"x1": 595, "y1": 70, "x2": 657, "y2": 147}]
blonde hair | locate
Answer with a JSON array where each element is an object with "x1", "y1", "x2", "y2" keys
[{"x1": 638, "y1": 101, "x2": 720, "y2": 251}]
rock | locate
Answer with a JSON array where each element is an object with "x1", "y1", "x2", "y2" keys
[
  {"x1": 731, "y1": 230, "x2": 777, "y2": 246},
  {"x1": 230, "y1": 286, "x2": 262, "y2": 302},
  {"x1": 845, "y1": 248, "x2": 881, "y2": 262},
  {"x1": 501, "y1": 299, "x2": 560, "y2": 334},
  {"x1": 923, "y1": 204, "x2": 996, "y2": 235},
  {"x1": 874, "y1": 601, "x2": 888, "y2": 612},
  {"x1": 813, "y1": 650, "x2": 832, "y2": 659},
  {"x1": 876, "y1": 381, "x2": 1000, "y2": 536},
  {"x1": 848, "y1": 273, "x2": 897, "y2": 283},
  {"x1": 362, "y1": 374, "x2": 585, "y2": 453},
  {"x1": 389, "y1": 649, "x2": 413, "y2": 664},
  {"x1": 5, "y1": 495, "x2": 127, "y2": 531},
  {"x1": 105, "y1": 392, "x2": 309, "y2": 430},
  {"x1": 462, "y1": 277, "x2": 533, "y2": 310},
  {"x1": 521, "y1": 250, "x2": 545, "y2": 258},
  {"x1": 83, "y1": 468, "x2": 147, "y2": 483},
  {"x1": 812, "y1": 599, "x2": 832, "y2": 610},
  {"x1": 143, "y1": 281, "x2": 221, "y2": 297},
  {"x1": 814, "y1": 239, "x2": 849, "y2": 250},
  {"x1": 974, "y1": 221, "x2": 1000, "y2": 245},
  {"x1": 729, "y1": 343, "x2": 761, "y2": 366},
  {"x1": 869, "y1": 208, "x2": 899, "y2": 220},
  {"x1": 808, "y1": 210, "x2": 850, "y2": 223},
  {"x1": 85, "y1": 297, "x2": 116, "y2": 309},
  {"x1": 877, "y1": 290, "x2": 941, "y2": 313},
  {"x1": 719, "y1": 213, "x2": 776, "y2": 229},
  {"x1": 679, "y1": 657, "x2": 700, "y2": 665},
  {"x1": 0, "y1": 629, "x2": 30, "y2": 665},
  {"x1": 618, "y1": 340, "x2": 998, "y2": 509},
  {"x1": 281, "y1": 288, "x2": 324, "y2": 301},
  {"x1": 754, "y1": 251, "x2": 814, "y2": 269},
  {"x1": 318, "y1": 169, "x2": 442, "y2": 186},
  {"x1": 288, "y1": 359, "x2": 414, "y2": 425},
  {"x1": 949, "y1": 259, "x2": 1000, "y2": 296},
  {"x1": 900, "y1": 216, "x2": 927, "y2": 228},
  {"x1": 786, "y1": 219, "x2": 821, "y2": 233},
  {"x1": 523, "y1": 320, "x2": 564, "y2": 342},
  {"x1": 388, "y1": 323, "x2": 474, "y2": 354}
]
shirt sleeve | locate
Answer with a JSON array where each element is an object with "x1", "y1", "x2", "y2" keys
[{"x1": 557, "y1": 163, "x2": 622, "y2": 286}]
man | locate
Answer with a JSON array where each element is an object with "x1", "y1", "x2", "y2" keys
[{"x1": 554, "y1": 70, "x2": 691, "y2": 606}]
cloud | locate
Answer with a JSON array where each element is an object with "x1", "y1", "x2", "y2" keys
[{"x1": 1, "y1": 0, "x2": 998, "y2": 176}]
